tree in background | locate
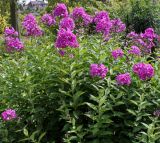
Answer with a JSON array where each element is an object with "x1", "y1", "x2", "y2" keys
[{"x1": 10, "y1": 0, "x2": 18, "y2": 31}]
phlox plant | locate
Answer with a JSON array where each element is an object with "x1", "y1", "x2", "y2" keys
[{"x1": 0, "y1": 3, "x2": 160, "y2": 143}]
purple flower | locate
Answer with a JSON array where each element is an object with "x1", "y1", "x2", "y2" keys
[
  {"x1": 132, "y1": 63, "x2": 144, "y2": 74},
  {"x1": 133, "y1": 63, "x2": 154, "y2": 80},
  {"x1": 129, "y1": 46, "x2": 141, "y2": 56},
  {"x1": 53, "y1": 3, "x2": 68, "y2": 18},
  {"x1": 82, "y1": 14, "x2": 93, "y2": 26},
  {"x1": 4, "y1": 27, "x2": 24, "y2": 52},
  {"x1": 4, "y1": 27, "x2": 18, "y2": 37},
  {"x1": 71, "y1": 7, "x2": 86, "y2": 21},
  {"x1": 90, "y1": 63, "x2": 108, "y2": 79},
  {"x1": 94, "y1": 11, "x2": 110, "y2": 24},
  {"x1": 111, "y1": 48, "x2": 124, "y2": 60},
  {"x1": 58, "y1": 50, "x2": 66, "y2": 56},
  {"x1": 147, "y1": 41, "x2": 155, "y2": 49},
  {"x1": 136, "y1": 38, "x2": 146, "y2": 47},
  {"x1": 5, "y1": 37, "x2": 24, "y2": 52},
  {"x1": 116, "y1": 73, "x2": 131, "y2": 86},
  {"x1": 111, "y1": 18, "x2": 126, "y2": 33},
  {"x1": 90, "y1": 64, "x2": 99, "y2": 77},
  {"x1": 154, "y1": 110, "x2": 160, "y2": 117},
  {"x1": 69, "y1": 54, "x2": 74, "y2": 58},
  {"x1": 59, "y1": 17, "x2": 75, "y2": 31},
  {"x1": 127, "y1": 31, "x2": 139, "y2": 39},
  {"x1": 99, "y1": 64, "x2": 109, "y2": 78},
  {"x1": 127, "y1": 28, "x2": 157, "y2": 54},
  {"x1": 141, "y1": 28, "x2": 157, "y2": 39},
  {"x1": 22, "y1": 13, "x2": 43, "y2": 36},
  {"x1": 1, "y1": 109, "x2": 17, "y2": 121},
  {"x1": 96, "y1": 18, "x2": 112, "y2": 36},
  {"x1": 41, "y1": 14, "x2": 56, "y2": 26},
  {"x1": 71, "y1": 7, "x2": 93, "y2": 26},
  {"x1": 55, "y1": 28, "x2": 79, "y2": 48}
]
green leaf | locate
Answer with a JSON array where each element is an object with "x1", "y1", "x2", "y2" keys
[
  {"x1": 127, "y1": 109, "x2": 136, "y2": 116},
  {"x1": 23, "y1": 128, "x2": 29, "y2": 137},
  {"x1": 85, "y1": 102, "x2": 97, "y2": 111},
  {"x1": 38, "y1": 132, "x2": 46, "y2": 142}
]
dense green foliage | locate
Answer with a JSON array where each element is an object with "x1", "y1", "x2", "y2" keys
[
  {"x1": 0, "y1": 15, "x2": 8, "y2": 34},
  {"x1": 0, "y1": 0, "x2": 160, "y2": 143},
  {"x1": 0, "y1": 32, "x2": 160, "y2": 142}
]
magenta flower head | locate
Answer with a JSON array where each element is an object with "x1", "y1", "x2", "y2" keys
[
  {"x1": 4, "y1": 27, "x2": 24, "y2": 52},
  {"x1": 111, "y1": 18, "x2": 126, "y2": 33},
  {"x1": 90, "y1": 64, "x2": 99, "y2": 77},
  {"x1": 59, "y1": 17, "x2": 75, "y2": 31},
  {"x1": 129, "y1": 45, "x2": 141, "y2": 56},
  {"x1": 133, "y1": 63, "x2": 154, "y2": 80},
  {"x1": 58, "y1": 50, "x2": 66, "y2": 56},
  {"x1": 132, "y1": 63, "x2": 144, "y2": 74},
  {"x1": 82, "y1": 14, "x2": 93, "y2": 26},
  {"x1": 1, "y1": 109, "x2": 17, "y2": 121},
  {"x1": 90, "y1": 63, "x2": 108, "y2": 79},
  {"x1": 4, "y1": 27, "x2": 18, "y2": 37},
  {"x1": 99, "y1": 64, "x2": 109, "y2": 78},
  {"x1": 116, "y1": 73, "x2": 131, "y2": 86},
  {"x1": 71, "y1": 7, "x2": 86, "y2": 21},
  {"x1": 41, "y1": 14, "x2": 56, "y2": 26},
  {"x1": 5, "y1": 37, "x2": 24, "y2": 52},
  {"x1": 154, "y1": 110, "x2": 160, "y2": 117},
  {"x1": 22, "y1": 13, "x2": 43, "y2": 36},
  {"x1": 71, "y1": 7, "x2": 92, "y2": 26},
  {"x1": 94, "y1": 11, "x2": 110, "y2": 24},
  {"x1": 96, "y1": 17, "x2": 112, "y2": 36},
  {"x1": 127, "y1": 31, "x2": 139, "y2": 39},
  {"x1": 111, "y1": 48, "x2": 124, "y2": 60},
  {"x1": 53, "y1": 3, "x2": 68, "y2": 18},
  {"x1": 55, "y1": 28, "x2": 79, "y2": 48},
  {"x1": 141, "y1": 28, "x2": 157, "y2": 39}
]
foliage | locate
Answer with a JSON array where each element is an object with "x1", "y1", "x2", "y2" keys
[
  {"x1": 0, "y1": 31, "x2": 159, "y2": 142},
  {"x1": 0, "y1": 1, "x2": 160, "y2": 143},
  {"x1": 0, "y1": 15, "x2": 8, "y2": 34}
]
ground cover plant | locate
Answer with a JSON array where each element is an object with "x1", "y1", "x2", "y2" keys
[{"x1": 0, "y1": 2, "x2": 160, "y2": 143}]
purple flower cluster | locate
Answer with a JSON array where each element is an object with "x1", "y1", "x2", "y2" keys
[
  {"x1": 127, "y1": 28, "x2": 157, "y2": 53},
  {"x1": 153, "y1": 110, "x2": 160, "y2": 117},
  {"x1": 83, "y1": 14, "x2": 93, "y2": 26},
  {"x1": 59, "y1": 17, "x2": 75, "y2": 31},
  {"x1": 111, "y1": 18, "x2": 126, "y2": 33},
  {"x1": 5, "y1": 37, "x2": 24, "y2": 51},
  {"x1": 94, "y1": 11, "x2": 112, "y2": 36},
  {"x1": 4, "y1": 27, "x2": 18, "y2": 37},
  {"x1": 22, "y1": 13, "x2": 43, "y2": 36},
  {"x1": 96, "y1": 17, "x2": 112, "y2": 36},
  {"x1": 111, "y1": 48, "x2": 124, "y2": 60},
  {"x1": 41, "y1": 13, "x2": 56, "y2": 27},
  {"x1": 116, "y1": 73, "x2": 131, "y2": 85},
  {"x1": 141, "y1": 28, "x2": 157, "y2": 39},
  {"x1": 71, "y1": 7, "x2": 85, "y2": 20},
  {"x1": 52, "y1": 3, "x2": 68, "y2": 18},
  {"x1": 94, "y1": 11, "x2": 110, "y2": 24},
  {"x1": 55, "y1": 28, "x2": 79, "y2": 48},
  {"x1": 94, "y1": 11, "x2": 125, "y2": 39},
  {"x1": 127, "y1": 31, "x2": 139, "y2": 39},
  {"x1": 71, "y1": 7, "x2": 93, "y2": 26},
  {"x1": 4, "y1": 27, "x2": 24, "y2": 52},
  {"x1": 90, "y1": 64, "x2": 108, "y2": 79},
  {"x1": 128, "y1": 45, "x2": 141, "y2": 56},
  {"x1": 59, "y1": 50, "x2": 66, "y2": 56},
  {"x1": 1, "y1": 109, "x2": 17, "y2": 121},
  {"x1": 133, "y1": 62, "x2": 154, "y2": 80}
]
